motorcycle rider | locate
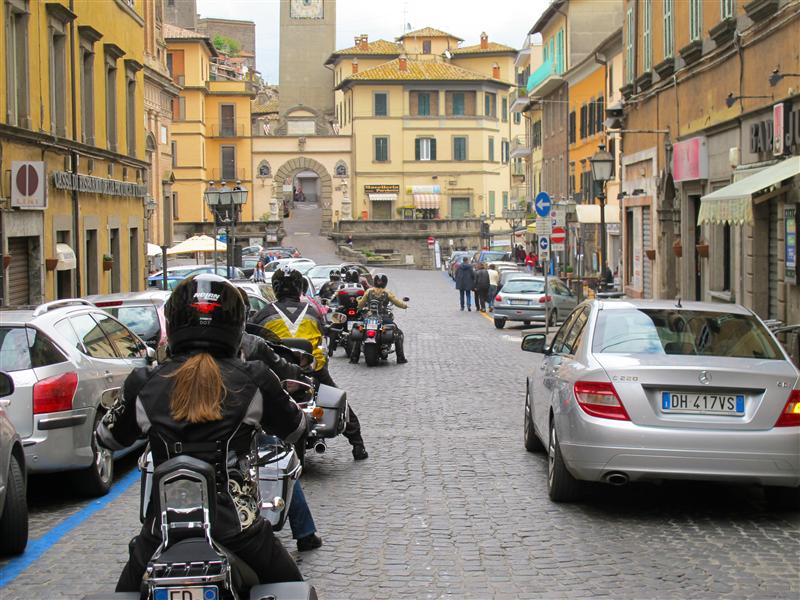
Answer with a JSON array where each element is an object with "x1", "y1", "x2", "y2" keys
[
  {"x1": 318, "y1": 269, "x2": 343, "y2": 301},
  {"x1": 251, "y1": 267, "x2": 369, "y2": 461},
  {"x1": 95, "y1": 274, "x2": 307, "y2": 591},
  {"x1": 356, "y1": 273, "x2": 408, "y2": 364}
]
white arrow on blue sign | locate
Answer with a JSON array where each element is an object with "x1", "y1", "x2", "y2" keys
[
  {"x1": 534, "y1": 192, "x2": 551, "y2": 218},
  {"x1": 539, "y1": 236, "x2": 549, "y2": 251}
]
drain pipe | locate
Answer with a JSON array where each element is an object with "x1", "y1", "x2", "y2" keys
[{"x1": 69, "y1": 0, "x2": 81, "y2": 296}]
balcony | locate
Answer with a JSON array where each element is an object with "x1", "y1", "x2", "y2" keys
[
  {"x1": 510, "y1": 184, "x2": 529, "y2": 206},
  {"x1": 511, "y1": 161, "x2": 526, "y2": 178},
  {"x1": 510, "y1": 88, "x2": 530, "y2": 113},
  {"x1": 209, "y1": 122, "x2": 249, "y2": 138},
  {"x1": 527, "y1": 58, "x2": 565, "y2": 98},
  {"x1": 510, "y1": 135, "x2": 532, "y2": 158},
  {"x1": 210, "y1": 168, "x2": 248, "y2": 181}
]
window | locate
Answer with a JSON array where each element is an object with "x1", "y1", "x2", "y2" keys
[
  {"x1": 580, "y1": 105, "x2": 587, "y2": 139},
  {"x1": 410, "y1": 91, "x2": 436, "y2": 116},
  {"x1": 625, "y1": 7, "x2": 634, "y2": 84},
  {"x1": 415, "y1": 137, "x2": 436, "y2": 161},
  {"x1": 221, "y1": 145, "x2": 236, "y2": 180},
  {"x1": 453, "y1": 136, "x2": 467, "y2": 161},
  {"x1": 532, "y1": 121, "x2": 542, "y2": 148},
  {"x1": 663, "y1": 0, "x2": 674, "y2": 58},
  {"x1": 501, "y1": 97, "x2": 508, "y2": 122},
  {"x1": 451, "y1": 197, "x2": 470, "y2": 218},
  {"x1": 690, "y1": 0, "x2": 703, "y2": 41},
  {"x1": 568, "y1": 111, "x2": 576, "y2": 144},
  {"x1": 418, "y1": 92, "x2": 431, "y2": 116},
  {"x1": 555, "y1": 29, "x2": 565, "y2": 74},
  {"x1": 106, "y1": 57, "x2": 118, "y2": 151},
  {"x1": 172, "y1": 96, "x2": 185, "y2": 121},
  {"x1": 513, "y1": 111, "x2": 521, "y2": 125},
  {"x1": 488, "y1": 137, "x2": 495, "y2": 161},
  {"x1": 501, "y1": 140, "x2": 509, "y2": 164},
  {"x1": 171, "y1": 140, "x2": 177, "y2": 167},
  {"x1": 643, "y1": 0, "x2": 652, "y2": 71},
  {"x1": 68, "y1": 314, "x2": 118, "y2": 359},
  {"x1": 373, "y1": 92, "x2": 388, "y2": 116},
  {"x1": 488, "y1": 191, "x2": 495, "y2": 214},
  {"x1": 446, "y1": 91, "x2": 475, "y2": 116},
  {"x1": 374, "y1": 136, "x2": 389, "y2": 162},
  {"x1": 588, "y1": 100, "x2": 596, "y2": 136},
  {"x1": 126, "y1": 68, "x2": 137, "y2": 156},
  {"x1": 595, "y1": 97, "x2": 604, "y2": 133},
  {"x1": 561, "y1": 307, "x2": 590, "y2": 355},
  {"x1": 5, "y1": 0, "x2": 30, "y2": 128},
  {"x1": 484, "y1": 92, "x2": 497, "y2": 117},
  {"x1": 94, "y1": 313, "x2": 145, "y2": 358},
  {"x1": 49, "y1": 17, "x2": 68, "y2": 136},
  {"x1": 502, "y1": 191, "x2": 509, "y2": 210},
  {"x1": 422, "y1": 39, "x2": 431, "y2": 54},
  {"x1": 0, "y1": 328, "x2": 31, "y2": 371},
  {"x1": 80, "y1": 44, "x2": 95, "y2": 144},
  {"x1": 550, "y1": 309, "x2": 583, "y2": 355},
  {"x1": 721, "y1": 0, "x2": 735, "y2": 19},
  {"x1": 220, "y1": 104, "x2": 235, "y2": 136},
  {"x1": 172, "y1": 192, "x2": 179, "y2": 220}
]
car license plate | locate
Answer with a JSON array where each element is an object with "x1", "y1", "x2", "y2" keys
[
  {"x1": 661, "y1": 392, "x2": 745, "y2": 416},
  {"x1": 509, "y1": 299, "x2": 529, "y2": 305},
  {"x1": 154, "y1": 588, "x2": 218, "y2": 600}
]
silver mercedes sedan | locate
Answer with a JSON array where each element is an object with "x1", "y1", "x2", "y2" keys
[{"x1": 521, "y1": 299, "x2": 800, "y2": 507}]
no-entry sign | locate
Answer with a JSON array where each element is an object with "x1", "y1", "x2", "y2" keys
[
  {"x1": 427, "y1": 236, "x2": 435, "y2": 248},
  {"x1": 551, "y1": 227, "x2": 566, "y2": 244}
]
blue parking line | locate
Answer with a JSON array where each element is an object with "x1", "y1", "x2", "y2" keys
[{"x1": 0, "y1": 467, "x2": 139, "y2": 588}]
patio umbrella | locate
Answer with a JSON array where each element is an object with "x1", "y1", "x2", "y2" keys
[
  {"x1": 146, "y1": 243, "x2": 162, "y2": 257},
  {"x1": 167, "y1": 235, "x2": 227, "y2": 255}
]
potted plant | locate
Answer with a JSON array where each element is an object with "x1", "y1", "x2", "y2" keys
[
  {"x1": 695, "y1": 239, "x2": 710, "y2": 258},
  {"x1": 645, "y1": 249, "x2": 656, "y2": 260},
  {"x1": 102, "y1": 254, "x2": 114, "y2": 271},
  {"x1": 672, "y1": 239, "x2": 683, "y2": 258},
  {"x1": 45, "y1": 258, "x2": 59, "y2": 271}
]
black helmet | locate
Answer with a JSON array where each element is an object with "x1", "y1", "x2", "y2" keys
[
  {"x1": 165, "y1": 273, "x2": 246, "y2": 357},
  {"x1": 329, "y1": 269, "x2": 341, "y2": 281},
  {"x1": 374, "y1": 273, "x2": 388, "y2": 288},
  {"x1": 272, "y1": 267, "x2": 304, "y2": 299},
  {"x1": 345, "y1": 268, "x2": 360, "y2": 283}
]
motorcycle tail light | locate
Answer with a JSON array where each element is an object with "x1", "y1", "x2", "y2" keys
[
  {"x1": 573, "y1": 380, "x2": 630, "y2": 421},
  {"x1": 775, "y1": 390, "x2": 800, "y2": 427},
  {"x1": 366, "y1": 330, "x2": 376, "y2": 338},
  {"x1": 347, "y1": 309, "x2": 356, "y2": 316},
  {"x1": 33, "y1": 371, "x2": 78, "y2": 414}
]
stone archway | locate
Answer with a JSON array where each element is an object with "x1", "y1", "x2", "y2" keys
[{"x1": 273, "y1": 157, "x2": 333, "y2": 234}]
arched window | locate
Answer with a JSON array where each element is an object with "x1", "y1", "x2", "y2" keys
[{"x1": 257, "y1": 160, "x2": 271, "y2": 178}]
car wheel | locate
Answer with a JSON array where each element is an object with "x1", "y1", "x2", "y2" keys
[
  {"x1": 74, "y1": 411, "x2": 114, "y2": 497},
  {"x1": 547, "y1": 418, "x2": 582, "y2": 502},
  {"x1": 0, "y1": 453, "x2": 28, "y2": 555},
  {"x1": 524, "y1": 390, "x2": 544, "y2": 453},
  {"x1": 494, "y1": 318, "x2": 506, "y2": 329},
  {"x1": 547, "y1": 309, "x2": 558, "y2": 327},
  {"x1": 764, "y1": 486, "x2": 800, "y2": 510}
]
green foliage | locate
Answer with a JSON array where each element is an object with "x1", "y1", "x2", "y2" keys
[{"x1": 212, "y1": 34, "x2": 241, "y2": 56}]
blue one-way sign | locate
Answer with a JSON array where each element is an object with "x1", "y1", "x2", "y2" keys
[
  {"x1": 535, "y1": 192, "x2": 551, "y2": 218},
  {"x1": 539, "y1": 236, "x2": 549, "y2": 252}
]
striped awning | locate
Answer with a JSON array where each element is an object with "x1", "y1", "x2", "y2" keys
[
  {"x1": 368, "y1": 193, "x2": 397, "y2": 202},
  {"x1": 414, "y1": 194, "x2": 440, "y2": 209}
]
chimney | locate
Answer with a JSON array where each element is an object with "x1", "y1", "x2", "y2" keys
[
  {"x1": 480, "y1": 32, "x2": 489, "y2": 49},
  {"x1": 351, "y1": 58, "x2": 359, "y2": 74},
  {"x1": 398, "y1": 54, "x2": 408, "y2": 72},
  {"x1": 358, "y1": 34, "x2": 369, "y2": 51},
  {"x1": 492, "y1": 62, "x2": 500, "y2": 79}
]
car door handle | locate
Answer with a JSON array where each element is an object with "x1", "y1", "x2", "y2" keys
[{"x1": 104, "y1": 370, "x2": 114, "y2": 381}]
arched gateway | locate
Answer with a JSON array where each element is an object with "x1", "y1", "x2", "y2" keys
[{"x1": 273, "y1": 157, "x2": 333, "y2": 234}]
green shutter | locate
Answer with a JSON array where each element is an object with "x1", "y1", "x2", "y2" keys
[
  {"x1": 488, "y1": 137, "x2": 494, "y2": 161},
  {"x1": 430, "y1": 138, "x2": 437, "y2": 160},
  {"x1": 502, "y1": 191, "x2": 509, "y2": 209},
  {"x1": 415, "y1": 138, "x2": 421, "y2": 160},
  {"x1": 502, "y1": 97, "x2": 508, "y2": 122},
  {"x1": 489, "y1": 191, "x2": 495, "y2": 215}
]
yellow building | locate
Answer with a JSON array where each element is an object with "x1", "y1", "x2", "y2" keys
[
  {"x1": 0, "y1": 0, "x2": 148, "y2": 303},
  {"x1": 329, "y1": 29, "x2": 520, "y2": 222},
  {"x1": 164, "y1": 24, "x2": 254, "y2": 236}
]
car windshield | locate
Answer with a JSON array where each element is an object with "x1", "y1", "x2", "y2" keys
[
  {"x1": 308, "y1": 265, "x2": 339, "y2": 278},
  {"x1": 502, "y1": 279, "x2": 545, "y2": 294},
  {"x1": 294, "y1": 262, "x2": 315, "y2": 274},
  {"x1": 592, "y1": 309, "x2": 784, "y2": 359},
  {"x1": 481, "y1": 251, "x2": 508, "y2": 262},
  {"x1": 107, "y1": 306, "x2": 160, "y2": 343}
]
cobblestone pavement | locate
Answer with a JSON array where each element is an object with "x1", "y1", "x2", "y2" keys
[{"x1": 1, "y1": 204, "x2": 798, "y2": 599}]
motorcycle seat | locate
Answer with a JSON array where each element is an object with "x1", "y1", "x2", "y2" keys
[
  {"x1": 279, "y1": 338, "x2": 314, "y2": 354},
  {"x1": 156, "y1": 538, "x2": 223, "y2": 564}
]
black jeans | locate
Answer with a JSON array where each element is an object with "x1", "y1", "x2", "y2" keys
[
  {"x1": 475, "y1": 286, "x2": 489, "y2": 311},
  {"x1": 314, "y1": 366, "x2": 364, "y2": 447},
  {"x1": 116, "y1": 518, "x2": 302, "y2": 592}
]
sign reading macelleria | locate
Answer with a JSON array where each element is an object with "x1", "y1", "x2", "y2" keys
[{"x1": 52, "y1": 171, "x2": 148, "y2": 198}]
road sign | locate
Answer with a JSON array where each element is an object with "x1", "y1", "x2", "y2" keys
[
  {"x1": 427, "y1": 236, "x2": 435, "y2": 249},
  {"x1": 534, "y1": 191, "x2": 551, "y2": 218},
  {"x1": 538, "y1": 235, "x2": 550, "y2": 260},
  {"x1": 551, "y1": 227, "x2": 566, "y2": 244},
  {"x1": 536, "y1": 216, "x2": 551, "y2": 236}
]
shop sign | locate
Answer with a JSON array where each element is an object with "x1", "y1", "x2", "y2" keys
[
  {"x1": 786, "y1": 206, "x2": 797, "y2": 285},
  {"x1": 52, "y1": 171, "x2": 147, "y2": 198},
  {"x1": 672, "y1": 136, "x2": 708, "y2": 182},
  {"x1": 750, "y1": 102, "x2": 800, "y2": 157},
  {"x1": 364, "y1": 184, "x2": 400, "y2": 194},
  {"x1": 407, "y1": 185, "x2": 441, "y2": 194},
  {"x1": 11, "y1": 161, "x2": 47, "y2": 209}
]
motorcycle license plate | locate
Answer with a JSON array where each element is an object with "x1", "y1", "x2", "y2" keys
[
  {"x1": 154, "y1": 587, "x2": 218, "y2": 600},
  {"x1": 366, "y1": 321, "x2": 379, "y2": 330}
]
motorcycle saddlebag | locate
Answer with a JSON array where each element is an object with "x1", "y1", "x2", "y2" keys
[
  {"x1": 250, "y1": 582, "x2": 318, "y2": 600},
  {"x1": 314, "y1": 384, "x2": 348, "y2": 437}
]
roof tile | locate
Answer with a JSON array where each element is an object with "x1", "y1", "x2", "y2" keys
[
  {"x1": 331, "y1": 39, "x2": 403, "y2": 57},
  {"x1": 397, "y1": 27, "x2": 463, "y2": 41},
  {"x1": 341, "y1": 58, "x2": 502, "y2": 84},
  {"x1": 452, "y1": 41, "x2": 517, "y2": 55}
]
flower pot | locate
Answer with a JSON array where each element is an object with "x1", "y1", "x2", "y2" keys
[
  {"x1": 2, "y1": 255, "x2": 11, "y2": 269},
  {"x1": 696, "y1": 243, "x2": 710, "y2": 258},
  {"x1": 645, "y1": 249, "x2": 656, "y2": 260},
  {"x1": 672, "y1": 240, "x2": 683, "y2": 258},
  {"x1": 45, "y1": 258, "x2": 59, "y2": 271},
  {"x1": 102, "y1": 259, "x2": 114, "y2": 272}
]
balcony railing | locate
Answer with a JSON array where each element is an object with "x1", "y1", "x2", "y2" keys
[
  {"x1": 527, "y1": 58, "x2": 565, "y2": 97},
  {"x1": 210, "y1": 168, "x2": 248, "y2": 182},
  {"x1": 209, "y1": 123, "x2": 249, "y2": 138},
  {"x1": 511, "y1": 162, "x2": 526, "y2": 177},
  {"x1": 510, "y1": 135, "x2": 532, "y2": 158}
]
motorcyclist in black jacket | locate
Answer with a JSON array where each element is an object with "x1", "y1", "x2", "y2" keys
[
  {"x1": 96, "y1": 273, "x2": 307, "y2": 591},
  {"x1": 318, "y1": 269, "x2": 343, "y2": 301}
]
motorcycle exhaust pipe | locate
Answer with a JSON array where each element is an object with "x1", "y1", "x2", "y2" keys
[
  {"x1": 314, "y1": 440, "x2": 327, "y2": 454},
  {"x1": 605, "y1": 472, "x2": 629, "y2": 486}
]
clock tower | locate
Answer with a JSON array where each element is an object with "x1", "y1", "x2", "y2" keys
[{"x1": 279, "y1": 0, "x2": 336, "y2": 118}]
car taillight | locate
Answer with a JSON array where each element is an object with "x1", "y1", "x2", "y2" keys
[
  {"x1": 33, "y1": 372, "x2": 78, "y2": 414},
  {"x1": 775, "y1": 390, "x2": 800, "y2": 427},
  {"x1": 94, "y1": 301, "x2": 122, "y2": 307},
  {"x1": 495, "y1": 295, "x2": 503, "y2": 302},
  {"x1": 539, "y1": 295, "x2": 552, "y2": 304},
  {"x1": 357, "y1": 290, "x2": 365, "y2": 296},
  {"x1": 573, "y1": 381, "x2": 630, "y2": 421},
  {"x1": 366, "y1": 330, "x2": 376, "y2": 338}
]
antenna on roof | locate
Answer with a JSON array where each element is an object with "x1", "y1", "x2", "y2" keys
[{"x1": 676, "y1": 296, "x2": 682, "y2": 308}]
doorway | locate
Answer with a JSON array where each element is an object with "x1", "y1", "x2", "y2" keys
[
  {"x1": 85, "y1": 229, "x2": 99, "y2": 295},
  {"x1": 451, "y1": 197, "x2": 470, "y2": 219},
  {"x1": 56, "y1": 231, "x2": 73, "y2": 299},
  {"x1": 294, "y1": 170, "x2": 320, "y2": 204},
  {"x1": 691, "y1": 195, "x2": 701, "y2": 300}
]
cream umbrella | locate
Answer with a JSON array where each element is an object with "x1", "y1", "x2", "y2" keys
[
  {"x1": 166, "y1": 235, "x2": 227, "y2": 255},
  {"x1": 146, "y1": 243, "x2": 162, "y2": 257}
]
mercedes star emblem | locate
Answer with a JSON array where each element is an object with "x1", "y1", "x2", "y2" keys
[{"x1": 699, "y1": 371, "x2": 712, "y2": 385}]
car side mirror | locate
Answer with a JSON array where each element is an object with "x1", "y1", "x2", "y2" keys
[
  {"x1": 145, "y1": 345, "x2": 157, "y2": 365},
  {"x1": 402, "y1": 297, "x2": 410, "y2": 302},
  {"x1": 0, "y1": 372, "x2": 14, "y2": 397},
  {"x1": 521, "y1": 333, "x2": 548, "y2": 354}
]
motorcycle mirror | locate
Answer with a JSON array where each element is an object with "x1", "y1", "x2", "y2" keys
[
  {"x1": 402, "y1": 297, "x2": 410, "y2": 302},
  {"x1": 330, "y1": 312, "x2": 348, "y2": 325}
]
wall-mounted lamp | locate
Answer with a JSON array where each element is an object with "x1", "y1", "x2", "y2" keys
[
  {"x1": 631, "y1": 188, "x2": 646, "y2": 196},
  {"x1": 725, "y1": 92, "x2": 771, "y2": 108},
  {"x1": 769, "y1": 68, "x2": 800, "y2": 87}
]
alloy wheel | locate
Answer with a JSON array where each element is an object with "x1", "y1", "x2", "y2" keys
[{"x1": 548, "y1": 422, "x2": 556, "y2": 490}]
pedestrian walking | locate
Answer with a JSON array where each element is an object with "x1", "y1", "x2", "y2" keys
[
  {"x1": 487, "y1": 263, "x2": 500, "y2": 311},
  {"x1": 474, "y1": 263, "x2": 490, "y2": 312},
  {"x1": 454, "y1": 257, "x2": 475, "y2": 311}
]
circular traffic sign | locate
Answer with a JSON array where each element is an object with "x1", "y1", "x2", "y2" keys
[
  {"x1": 534, "y1": 192, "x2": 551, "y2": 218},
  {"x1": 539, "y1": 236, "x2": 549, "y2": 251},
  {"x1": 427, "y1": 236, "x2": 435, "y2": 248},
  {"x1": 551, "y1": 227, "x2": 566, "y2": 244}
]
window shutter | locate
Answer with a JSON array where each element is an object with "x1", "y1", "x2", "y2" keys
[
  {"x1": 430, "y1": 138, "x2": 437, "y2": 160},
  {"x1": 588, "y1": 102, "x2": 595, "y2": 136},
  {"x1": 415, "y1": 138, "x2": 421, "y2": 160},
  {"x1": 580, "y1": 105, "x2": 586, "y2": 138},
  {"x1": 596, "y1": 97, "x2": 604, "y2": 132}
]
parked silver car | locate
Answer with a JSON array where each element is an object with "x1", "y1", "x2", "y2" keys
[
  {"x1": 87, "y1": 290, "x2": 171, "y2": 360},
  {"x1": 494, "y1": 276, "x2": 577, "y2": 328},
  {"x1": 521, "y1": 299, "x2": 800, "y2": 507},
  {"x1": 0, "y1": 299, "x2": 153, "y2": 496},
  {"x1": 0, "y1": 371, "x2": 27, "y2": 555}
]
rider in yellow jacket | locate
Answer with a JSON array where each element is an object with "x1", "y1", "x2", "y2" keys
[{"x1": 354, "y1": 273, "x2": 407, "y2": 364}]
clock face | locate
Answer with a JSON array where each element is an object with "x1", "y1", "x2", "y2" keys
[{"x1": 290, "y1": 0, "x2": 324, "y2": 19}]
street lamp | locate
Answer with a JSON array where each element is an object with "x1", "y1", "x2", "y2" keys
[
  {"x1": 502, "y1": 207, "x2": 527, "y2": 259},
  {"x1": 589, "y1": 144, "x2": 614, "y2": 284},
  {"x1": 204, "y1": 180, "x2": 248, "y2": 277}
]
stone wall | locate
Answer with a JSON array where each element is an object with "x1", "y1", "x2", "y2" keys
[
  {"x1": 197, "y1": 18, "x2": 256, "y2": 69},
  {"x1": 173, "y1": 220, "x2": 284, "y2": 247}
]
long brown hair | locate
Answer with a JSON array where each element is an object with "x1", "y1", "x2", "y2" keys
[{"x1": 168, "y1": 353, "x2": 225, "y2": 423}]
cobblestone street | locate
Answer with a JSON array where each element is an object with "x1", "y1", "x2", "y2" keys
[{"x1": 1, "y1": 206, "x2": 799, "y2": 599}]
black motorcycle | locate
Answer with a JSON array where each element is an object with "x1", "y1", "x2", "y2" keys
[
  {"x1": 326, "y1": 283, "x2": 365, "y2": 357},
  {"x1": 349, "y1": 297, "x2": 406, "y2": 367}
]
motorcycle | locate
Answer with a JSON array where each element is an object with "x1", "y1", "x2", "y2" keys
[
  {"x1": 349, "y1": 297, "x2": 408, "y2": 367},
  {"x1": 325, "y1": 284, "x2": 365, "y2": 356}
]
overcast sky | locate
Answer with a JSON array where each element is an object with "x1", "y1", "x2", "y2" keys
[{"x1": 196, "y1": 0, "x2": 549, "y2": 84}]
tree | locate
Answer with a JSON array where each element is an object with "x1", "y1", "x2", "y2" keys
[{"x1": 212, "y1": 34, "x2": 240, "y2": 56}]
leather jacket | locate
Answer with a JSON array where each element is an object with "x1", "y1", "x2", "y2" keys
[{"x1": 239, "y1": 331, "x2": 304, "y2": 381}]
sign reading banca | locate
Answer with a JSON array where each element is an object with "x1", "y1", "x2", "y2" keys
[{"x1": 52, "y1": 171, "x2": 148, "y2": 198}]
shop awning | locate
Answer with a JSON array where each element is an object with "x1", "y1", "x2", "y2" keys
[
  {"x1": 55, "y1": 243, "x2": 76, "y2": 271},
  {"x1": 575, "y1": 203, "x2": 621, "y2": 224},
  {"x1": 368, "y1": 193, "x2": 397, "y2": 202},
  {"x1": 146, "y1": 243, "x2": 162, "y2": 257},
  {"x1": 698, "y1": 157, "x2": 800, "y2": 226},
  {"x1": 414, "y1": 194, "x2": 440, "y2": 209}
]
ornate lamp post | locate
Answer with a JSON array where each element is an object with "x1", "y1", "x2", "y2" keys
[
  {"x1": 502, "y1": 207, "x2": 527, "y2": 257},
  {"x1": 204, "y1": 181, "x2": 248, "y2": 277},
  {"x1": 589, "y1": 144, "x2": 614, "y2": 282}
]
